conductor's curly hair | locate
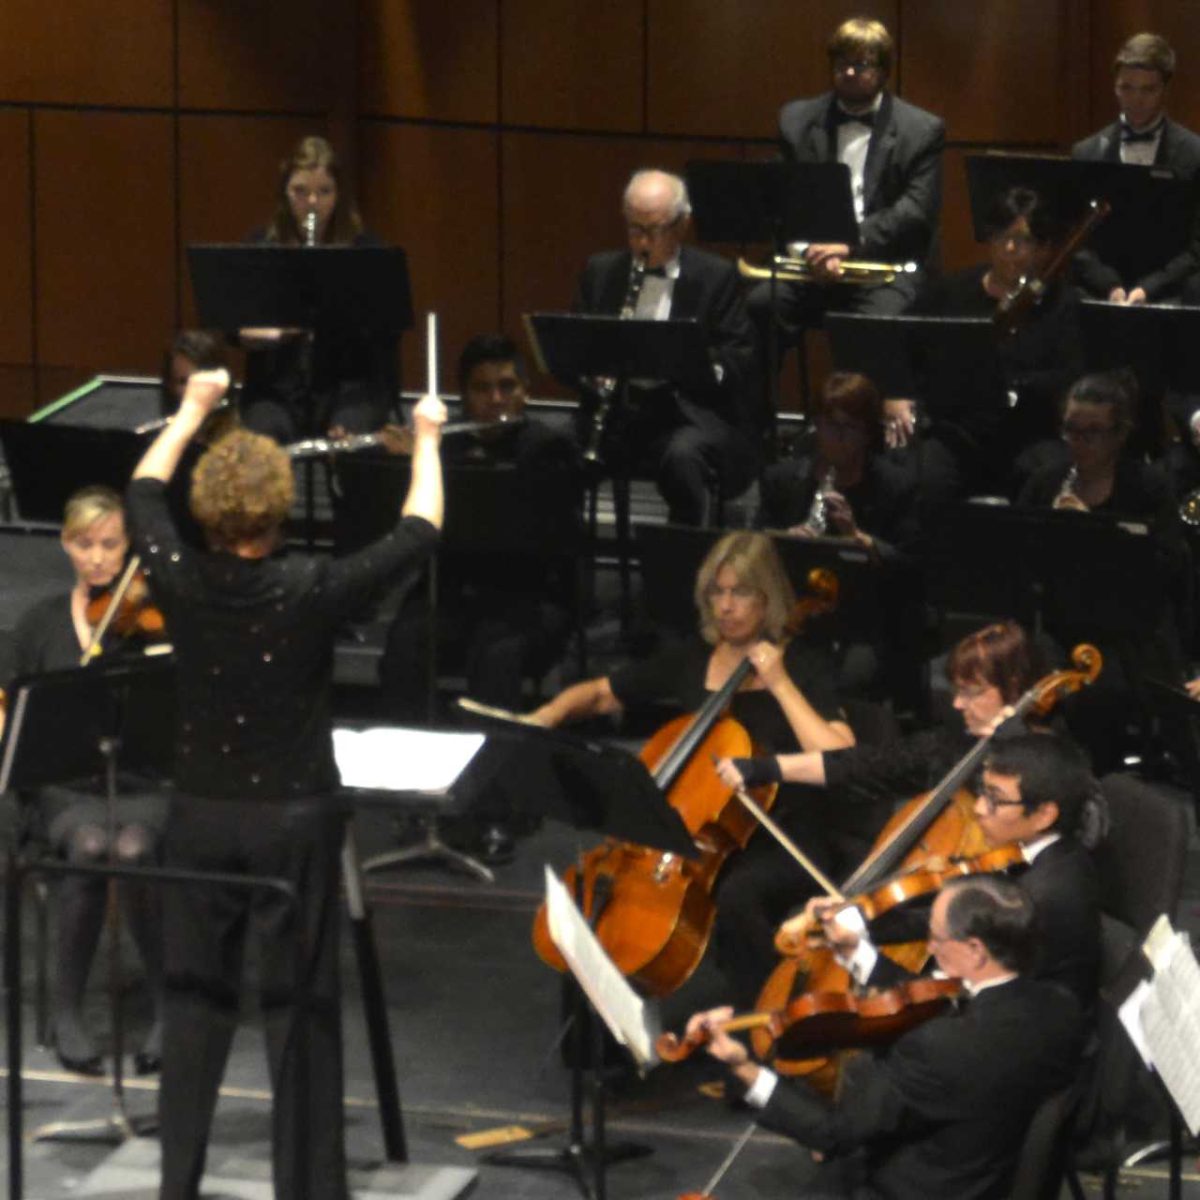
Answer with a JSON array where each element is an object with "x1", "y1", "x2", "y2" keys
[{"x1": 190, "y1": 429, "x2": 294, "y2": 548}]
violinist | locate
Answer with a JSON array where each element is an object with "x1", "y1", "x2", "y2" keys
[
  {"x1": 2, "y1": 486, "x2": 165, "y2": 1077},
  {"x1": 530, "y1": 531, "x2": 877, "y2": 1006},
  {"x1": 799, "y1": 734, "x2": 1102, "y2": 1014},
  {"x1": 127, "y1": 368, "x2": 444, "y2": 1199},
  {"x1": 909, "y1": 185, "x2": 1084, "y2": 498},
  {"x1": 687, "y1": 875, "x2": 1084, "y2": 1200}
]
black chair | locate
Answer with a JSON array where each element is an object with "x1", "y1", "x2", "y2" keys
[
  {"x1": 1008, "y1": 1081, "x2": 1084, "y2": 1200},
  {"x1": 1064, "y1": 772, "x2": 1191, "y2": 1198}
]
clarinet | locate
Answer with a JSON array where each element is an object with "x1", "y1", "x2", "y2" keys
[
  {"x1": 582, "y1": 254, "x2": 647, "y2": 465},
  {"x1": 303, "y1": 210, "x2": 318, "y2": 247}
]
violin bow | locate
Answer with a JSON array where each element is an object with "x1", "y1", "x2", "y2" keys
[
  {"x1": 80, "y1": 553, "x2": 142, "y2": 666},
  {"x1": 695, "y1": 1118, "x2": 760, "y2": 1198},
  {"x1": 733, "y1": 786, "x2": 844, "y2": 901}
]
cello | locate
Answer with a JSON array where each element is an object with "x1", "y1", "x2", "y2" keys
[
  {"x1": 752, "y1": 642, "x2": 1102, "y2": 1083},
  {"x1": 530, "y1": 568, "x2": 839, "y2": 997}
]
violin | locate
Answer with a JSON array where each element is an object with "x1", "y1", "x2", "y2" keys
[
  {"x1": 81, "y1": 556, "x2": 167, "y2": 663},
  {"x1": 994, "y1": 199, "x2": 1111, "y2": 335},
  {"x1": 775, "y1": 842, "x2": 1027, "y2": 956},
  {"x1": 753, "y1": 643, "x2": 1102, "y2": 1085},
  {"x1": 657, "y1": 976, "x2": 962, "y2": 1065},
  {"x1": 530, "y1": 568, "x2": 839, "y2": 997}
]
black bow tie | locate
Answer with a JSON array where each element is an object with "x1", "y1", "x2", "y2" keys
[
  {"x1": 835, "y1": 107, "x2": 876, "y2": 129},
  {"x1": 644, "y1": 265, "x2": 668, "y2": 278},
  {"x1": 1121, "y1": 121, "x2": 1163, "y2": 144}
]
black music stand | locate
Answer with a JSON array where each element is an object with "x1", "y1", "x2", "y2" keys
[
  {"x1": 453, "y1": 714, "x2": 697, "y2": 1200},
  {"x1": 964, "y1": 152, "x2": 1196, "y2": 290},
  {"x1": 687, "y1": 159, "x2": 858, "y2": 426},
  {"x1": 187, "y1": 243, "x2": 414, "y2": 547},
  {"x1": 526, "y1": 311, "x2": 712, "y2": 616},
  {"x1": 0, "y1": 657, "x2": 299, "y2": 1199}
]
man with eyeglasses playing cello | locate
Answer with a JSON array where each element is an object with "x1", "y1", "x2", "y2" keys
[{"x1": 686, "y1": 875, "x2": 1084, "y2": 1200}]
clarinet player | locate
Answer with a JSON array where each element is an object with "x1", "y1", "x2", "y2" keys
[{"x1": 573, "y1": 169, "x2": 759, "y2": 525}]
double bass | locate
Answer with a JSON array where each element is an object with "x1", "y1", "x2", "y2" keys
[
  {"x1": 753, "y1": 643, "x2": 1102, "y2": 1082},
  {"x1": 530, "y1": 569, "x2": 839, "y2": 997}
]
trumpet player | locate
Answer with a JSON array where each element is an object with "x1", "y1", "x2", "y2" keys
[
  {"x1": 572, "y1": 168, "x2": 758, "y2": 525},
  {"x1": 746, "y1": 18, "x2": 943, "y2": 386}
]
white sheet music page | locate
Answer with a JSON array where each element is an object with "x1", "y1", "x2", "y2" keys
[
  {"x1": 1135, "y1": 916, "x2": 1200, "y2": 1136},
  {"x1": 543, "y1": 866, "x2": 660, "y2": 1070},
  {"x1": 332, "y1": 726, "x2": 485, "y2": 793}
]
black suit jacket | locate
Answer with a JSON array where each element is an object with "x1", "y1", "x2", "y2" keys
[
  {"x1": 1071, "y1": 118, "x2": 1200, "y2": 298},
  {"x1": 777, "y1": 90, "x2": 944, "y2": 266},
  {"x1": 572, "y1": 244, "x2": 757, "y2": 432},
  {"x1": 758, "y1": 976, "x2": 1084, "y2": 1200}
]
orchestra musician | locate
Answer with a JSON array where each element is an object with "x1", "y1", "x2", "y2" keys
[
  {"x1": 378, "y1": 333, "x2": 583, "y2": 863},
  {"x1": 687, "y1": 875, "x2": 1085, "y2": 1200},
  {"x1": 160, "y1": 329, "x2": 225, "y2": 420},
  {"x1": 127, "y1": 368, "x2": 444, "y2": 1199},
  {"x1": 1072, "y1": 32, "x2": 1200, "y2": 305},
  {"x1": 1, "y1": 486, "x2": 165, "y2": 1077},
  {"x1": 1017, "y1": 371, "x2": 1192, "y2": 775},
  {"x1": 795, "y1": 733, "x2": 1102, "y2": 1014},
  {"x1": 746, "y1": 16, "x2": 943, "y2": 440},
  {"x1": 911, "y1": 186, "x2": 1085, "y2": 497},
  {"x1": 528, "y1": 531, "x2": 882, "y2": 1007},
  {"x1": 573, "y1": 168, "x2": 759, "y2": 525},
  {"x1": 716, "y1": 620, "x2": 1041, "y2": 811},
  {"x1": 237, "y1": 135, "x2": 397, "y2": 444}
]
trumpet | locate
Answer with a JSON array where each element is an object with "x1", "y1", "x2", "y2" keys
[{"x1": 737, "y1": 254, "x2": 918, "y2": 286}]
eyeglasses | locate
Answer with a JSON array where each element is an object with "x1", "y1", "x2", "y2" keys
[
  {"x1": 833, "y1": 59, "x2": 880, "y2": 74},
  {"x1": 1061, "y1": 423, "x2": 1119, "y2": 442},
  {"x1": 705, "y1": 584, "x2": 761, "y2": 602},
  {"x1": 626, "y1": 219, "x2": 680, "y2": 239},
  {"x1": 978, "y1": 788, "x2": 1028, "y2": 815}
]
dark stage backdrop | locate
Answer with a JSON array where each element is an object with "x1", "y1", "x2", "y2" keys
[{"x1": 2, "y1": 0, "x2": 1197, "y2": 417}]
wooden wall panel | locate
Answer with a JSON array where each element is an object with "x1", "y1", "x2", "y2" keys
[
  {"x1": 502, "y1": 0, "x2": 643, "y2": 132},
  {"x1": 0, "y1": 368, "x2": 36, "y2": 420},
  {"x1": 939, "y1": 147, "x2": 979, "y2": 273},
  {"x1": 178, "y1": 0, "x2": 333, "y2": 112},
  {"x1": 0, "y1": 2, "x2": 172, "y2": 107},
  {"x1": 0, "y1": 111, "x2": 33, "y2": 366},
  {"x1": 359, "y1": 0, "x2": 498, "y2": 123},
  {"x1": 900, "y1": 1, "x2": 1072, "y2": 145},
  {"x1": 649, "y1": 0, "x2": 896, "y2": 139},
  {"x1": 34, "y1": 112, "x2": 176, "y2": 373},
  {"x1": 501, "y1": 133, "x2": 742, "y2": 394},
  {"x1": 177, "y1": 116, "x2": 320, "y2": 328},
  {"x1": 1088, "y1": 3, "x2": 1200, "y2": 134},
  {"x1": 358, "y1": 123, "x2": 500, "y2": 392}
]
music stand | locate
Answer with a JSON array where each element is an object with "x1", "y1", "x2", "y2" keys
[
  {"x1": 687, "y1": 159, "x2": 858, "y2": 427},
  {"x1": 0, "y1": 656, "x2": 299, "y2": 1197},
  {"x1": 526, "y1": 311, "x2": 712, "y2": 616},
  {"x1": 453, "y1": 714, "x2": 697, "y2": 1200},
  {"x1": 187, "y1": 243, "x2": 414, "y2": 547}
]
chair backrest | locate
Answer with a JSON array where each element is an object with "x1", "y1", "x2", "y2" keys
[
  {"x1": 842, "y1": 697, "x2": 901, "y2": 748},
  {"x1": 1094, "y1": 773, "x2": 1189, "y2": 933},
  {"x1": 1007, "y1": 1081, "x2": 1081, "y2": 1200}
]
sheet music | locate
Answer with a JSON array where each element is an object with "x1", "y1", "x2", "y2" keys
[
  {"x1": 332, "y1": 726, "x2": 484, "y2": 793},
  {"x1": 1127, "y1": 916, "x2": 1200, "y2": 1136},
  {"x1": 543, "y1": 866, "x2": 660, "y2": 1070}
]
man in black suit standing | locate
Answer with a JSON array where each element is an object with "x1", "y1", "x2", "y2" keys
[
  {"x1": 574, "y1": 168, "x2": 758, "y2": 525},
  {"x1": 1072, "y1": 32, "x2": 1200, "y2": 305},
  {"x1": 748, "y1": 17, "x2": 943, "y2": 441},
  {"x1": 689, "y1": 874, "x2": 1085, "y2": 1200}
]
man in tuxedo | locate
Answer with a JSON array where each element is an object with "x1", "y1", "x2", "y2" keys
[
  {"x1": 574, "y1": 168, "x2": 758, "y2": 525},
  {"x1": 1073, "y1": 32, "x2": 1200, "y2": 305},
  {"x1": 689, "y1": 874, "x2": 1085, "y2": 1200},
  {"x1": 797, "y1": 733, "x2": 1102, "y2": 1013},
  {"x1": 747, "y1": 17, "x2": 943, "y2": 438}
]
